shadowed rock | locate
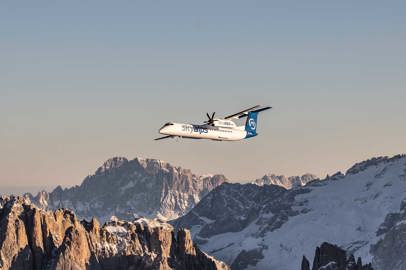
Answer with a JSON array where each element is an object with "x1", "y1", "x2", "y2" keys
[{"x1": 301, "y1": 242, "x2": 373, "y2": 270}]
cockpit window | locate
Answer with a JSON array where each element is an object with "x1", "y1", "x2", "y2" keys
[{"x1": 162, "y1": 122, "x2": 174, "y2": 128}]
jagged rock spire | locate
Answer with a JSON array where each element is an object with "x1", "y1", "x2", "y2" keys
[
  {"x1": 0, "y1": 197, "x2": 229, "y2": 270},
  {"x1": 302, "y1": 243, "x2": 373, "y2": 270}
]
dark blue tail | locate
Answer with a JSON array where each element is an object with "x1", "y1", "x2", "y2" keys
[{"x1": 245, "y1": 111, "x2": 258, "y2": 138}]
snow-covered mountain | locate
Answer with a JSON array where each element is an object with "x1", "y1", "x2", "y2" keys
[
  {"x1": 27, "y1": 157, "x2": 226, "y2": 222},
  {"x1": 253, "y1": 173, "x2": 319, "y2": 189},
  {"x1": 174, "y1": 154, "x2": 406, "y2": 270}
]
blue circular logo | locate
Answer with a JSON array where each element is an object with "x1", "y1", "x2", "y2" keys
[{"x1": 248, "y1": 118, "x2": 256, "y2": 130}]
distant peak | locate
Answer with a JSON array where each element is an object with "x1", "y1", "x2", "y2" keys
[
  {"x1": 263, "y1": 173, "x2": 317, "y2": 179},
  {"x1": 96, "y1": 157, "x2": 129, "y2": 174},
  {"x1": 135, "y1": 157, "x2": 168, "y2": 169},
  {"x1": 254, "y1": 173, "x2": 318, "y2": 189}
]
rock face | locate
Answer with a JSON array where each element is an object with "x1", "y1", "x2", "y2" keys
[
  {"x1": 253, "y1": 173, "x2": 318, "y2": 189},
  {"x1": 173, "y1": 183, "x2": 307, "y2": 268},
  {"x1": 0, "y1": 196, "x2": 229, "y2": 270},
  {"x1": 173, "y1": 154, "x2": 406, "y2": 270},
  {"x1": 301, "y1": 242, "x2": 373, "y2": 270},
  {"x1": 27, "y1": 157, "x2": 226, "y2": 221},
  {"x1": 370, "y1": 198, "x2": 406, "y2": 270}
]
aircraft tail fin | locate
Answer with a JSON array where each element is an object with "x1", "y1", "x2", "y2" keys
[
  {"x1": 245, "y1": 111, "x2": 259, "y2": 138},
  {"x1": 244, "y1": 106, "x2": 271, "y2": 138}
]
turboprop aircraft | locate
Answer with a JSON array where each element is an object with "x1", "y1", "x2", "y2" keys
[{"x1": 155, "y1": 105, "x2": 271, "y2": 141}]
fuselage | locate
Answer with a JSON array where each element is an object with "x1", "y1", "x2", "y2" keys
[
  {"x1": 156, "y1": 106, "x2": 271, "y2": 141},
  {"x1": 159, "y1": 122, "x2": 250, "y2": 141}
]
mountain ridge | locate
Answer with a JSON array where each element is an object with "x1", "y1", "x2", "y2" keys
[
  {"x1": 27, "y1": 157, "x2": 227, "y2": 222},
  {"x1": 20, "y1": 153, "x2": 406, "y2": 270},
  {"x1": 26, "y1": 156, "x2": 320, "y2": 222},
  {"x1": 173, "y1": 154, "x2": 406, "y2": 270},
  {"x1": 253, "y1": 173, "x2": 318, "y2": 189}
]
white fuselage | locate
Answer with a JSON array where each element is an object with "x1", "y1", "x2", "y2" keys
[{"x1": 159, "y1": 122, "x2": 248, "y2": 141}]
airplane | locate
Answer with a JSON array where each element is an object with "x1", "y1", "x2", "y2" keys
[{"x1": 155, "y1": 105, "x2": 271, "y2": 141}]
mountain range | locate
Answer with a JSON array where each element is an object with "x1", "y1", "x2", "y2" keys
[
  {"x1": 0, "y1": 195, "x2": 375, "y2": 270},
  {"x1": 174, "y1": 155, "x2": 406, "y2": 270},
  {"x1": 26, "y1": 157, "x2": 226, "y2": 222},
  {"x1": 253, "y1": 173, "x2": 318, "y2": 189},
  {"x1": 8, "y1": 154, "x2": 406, "y2": 269},
  {"x1": 26, "y1": 157, "x2": 314, "y2": 222}
]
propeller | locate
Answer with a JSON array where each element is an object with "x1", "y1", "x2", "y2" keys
[{"x1": 204, "y1": 112, "x2": 216, "y2": 125}]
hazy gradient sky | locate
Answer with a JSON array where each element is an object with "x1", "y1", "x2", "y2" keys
[{"x1": 1, "y1": 1, "x2": 406, "y2": 190}]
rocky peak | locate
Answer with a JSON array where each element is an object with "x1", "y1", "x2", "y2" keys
[
  {"x1": 0, "y1": 197, "x2": 229, "y2": 270},
  {"x1": 96, "y1": 157, "x2": 129, "y2": 174},
  {"x1": 301, "y1": 242, "x2": 373, "y2": 270},
  {"x1": 135, "y1": 157, "x2": 169, "y2": 171},
  {"x1": 28, "y1": 157, "x2": 227, "y2": 222},
  {"x1": 24, "y1": 190, "x2": 49, "y2": 208},
  {"x1": 253, "y1": 173, "x2": 319, "y2": 189}
]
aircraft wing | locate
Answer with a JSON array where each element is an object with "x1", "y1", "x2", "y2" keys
[
  {"x1": 154, "y1": 135, "x2": 175, "y2": 141},
  {"x1": 224, "y1": 105, "x2": 261, "y2": 119}
]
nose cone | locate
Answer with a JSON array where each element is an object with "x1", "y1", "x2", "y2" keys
[
  {"x1": 159, "y1": 126, "x2": 168, "y2": 134},
  {"x1": 159, "y1": 122, "x2": 175, "y2": 135}
]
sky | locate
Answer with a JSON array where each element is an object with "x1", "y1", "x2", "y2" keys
[{"x1": 1, "y1": 1, "x2": 406, "y2": 192}]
